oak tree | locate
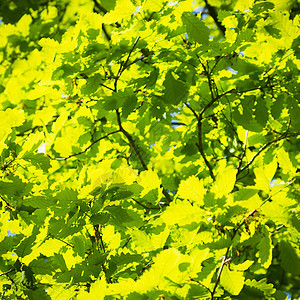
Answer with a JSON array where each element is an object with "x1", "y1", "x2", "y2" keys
[{"x1": 0, "y1": 0, "x2": 299, "y2": 299}]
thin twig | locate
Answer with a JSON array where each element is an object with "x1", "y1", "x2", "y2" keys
[
  {"x1": 196, "y1": 116, "x2": 215, "y2": 180},
  {"x1": 185, "y1": 102, "x2": 198, "y2": 119},
  {"x1": 237, "y1": 132, "x2": 298, "y2": 175},
  {"x1": 114, "y1": 36, "x2": 140, "y2": 92},
  {"x1": 100, "y1": 83, "x2": 115, "y2": 92},
  {"x1": 102, "y1": 24, "x2": 111, "y2": 41},
  {"x1": 52, "y1": 236, "x2": 74, "y2": 248},
  {"x1": 116, "y1": 109, "x2": 148, "y2": 170},
  {"x1": 189, "y1": 278, "x2": 212, "y2": 295},
  {"x1": 94, "y1": 224, "x2": 111, "y2": 283},
  {"x1": 50, "y1": 130, "x2": 121, "y2": 161},
  {"x1": 211, "y1": 255, "x2": 227, "y2": 299},
  {"x1": 0, "y1": 195, "x2": 14, "y2": 211},
  {"x1": 0, "y1": 269, "x2": 14, "y2": 277},
  {"x1": 237, "y1": 130, "x2": 248, "y2": 172},
  {"x1": 92, "y1": 0, "x2": 108, "y2": 14},
  {"x1": 195, "y1": 56, "x2": 217, "y2": 180},
  {"x1": 217, "y1": 84, "x2": 277, "y2": 100},
  {"x1": 204, "y1": 0, "x2": 226, "y2": 35},
  {"x1": 132, "y1": 198, "x2": 160, "y2": 210}
]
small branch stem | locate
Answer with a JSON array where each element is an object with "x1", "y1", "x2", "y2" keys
[
  {"x1": 197, "y1": 116, "x2": 215, "y2": 180},
  {"x1": 50, "y1": 130, "x2": 121, "y2": 161},
  {"x1": 237, "y1": 131, "x2": 298, "y2": 175},
  {"x1": 114, "y1": 36, "x2": 140, "y2": 92},
  {"x1": 237, "y1": 130, "x2": 248, "y2": 172},
  {"x1": 113, "y1": 37, "x2": 172, "y2": 204},
  {"x1": 211, "y1": 255, "x2": 227, "y2": 299},
  {"x1": 0, "y1": 269, "x2": 14, "y2": 277},
  {"x1": 0, "y1": 195, "x2": 14, "y2": 211},
  {"x1": 116, "y1": 109, "x2": 148, "y2": 170},
  {"x1": 132, "y1": 198, "x2": 160, "y2": 210}
]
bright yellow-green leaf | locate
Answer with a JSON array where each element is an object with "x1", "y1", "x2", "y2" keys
[
  {"x1": 220, "y1": 265, "x2": 245, "y2": 295},
  {"x1": 254, "y1": 167, "x2": 271, "y2": 192},
  {"x1": 77, "y1": 278, "x2": 106, "y2": 300},
  {"x1": 131, "y1": 226, "x2": 169, "y2": 252},
  {"x1": 19, "y1": 131, "x2": 45, "y2": 158},
  {"x1": 47, "y1": 285, "x2": 78, "y2": 300},
  {"x1": 103, "y1": 0, "x2": 135, "y2": 24},
  {"x1": 215, "y1": 166, "x2": 237, "y2": 196},
  {"x1": 276, "y1": 148, "x2": 297, "y2": 176},
  {"x1": 161, "y1": 199, "x2": 205, "y2": 226},
  {"x1": 138, "y1": 169, "x2": 162, "y2": 198},
  {"x1": 178, "y1": 175, "x2": 206, "y2": 205},
  {"x1": 136, "y1": 248, "x2": 189, "y2": 292}
]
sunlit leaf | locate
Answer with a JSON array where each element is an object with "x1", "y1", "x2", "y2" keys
[
  {"x1": 215, "y1": 166, "x2": 237, "y2": 196},
  {"x1": 220, "y1": 265, "x2": 245, "y2": 295}
]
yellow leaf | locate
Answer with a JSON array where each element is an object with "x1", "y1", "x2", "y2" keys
[
  {"x1": 177, "y1": 175, "x2": 205, "y2": 205},
  {"x1": 138, "y1": 170, "x2": 161, "y2": 197},
  {"x1": 77, "y1": 278, "x2": 106, "y2": 300},
  {"x1": 103, "y1": 0, "x2": 135, "y2": 24},
  {"x1": 216, "y1": 166, "x2": 237, "y2": 196},
  {"x1": 220, "y1": 265, "x2": 245, "y2": 295},
  {"x1": 161, "y1": 199, "x2": 204, "y2": 226},
  {"x1": 0, "y1": 108, "x2": 25, "y2": 154}
]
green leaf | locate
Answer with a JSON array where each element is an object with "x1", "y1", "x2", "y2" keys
[
  {"x1": 279, "y1": 241, "x2": 300, "y2": 275},
  {"x1": 24, "y1": 288, "x2": 51, "y2": 300},
  {"x1": 22, "y1": 153, "x2": 51, "y2": 171},
  {"x1": 29, "y1": 258, "x2": 55, "y2": 275},
  {"x1": 15, "y1": 229, "x2": 38, "y2": 257},
  {"x1": 161, "y1": 200, "x2": 205, "y2": 226},
  {"x1": 181, "y1": 12, "x2": 209, "y2": 45},
  {"x1": 220, "y1": 265, "x2": 245, "y2": 295},
  {"x1": 81, "y1": 73, "x2": 102, "y2": 95},
  {"x1": 163, "y1": 71, "x2": 188, "y2": 105},
  {"x1": 255, "y1": 100, "x2": 269, "y2": 127},
  {"x1": 72, "y1": 235, "x2": 86, "y2": 257},
  {"x1": 245, "y1": 278, "x2": 276, "y2": 297},
  {"x1": 256, "y1": 225, "x2": 273, "y2": 268},
  {"x1": 122, "y1": 90, "x2": 138, "y2": 118},
  {"x1": 177, "y1": 175, "x2": 205, "y2": 205},
  {"x1": 90, "y1": 212, "x2": 110, "y2": 225}
]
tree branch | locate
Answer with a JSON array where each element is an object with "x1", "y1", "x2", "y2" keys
[
  {"x1": 204, "y1": 0, "x2": 226, "y2": 36},
  {"x1": 92, "y1": 0, "x2": 108, "y2": 14},
  {"x1": 102, "y1": 24, "x2": 111, "y2": 41},
  {"x1": 113, "y1": 37, "x2": 172, "y2": 204},
  {"x1": 189, "y1": 278, "x2": 212, "y2": 295},
  {"x1": 0, "y1": 194, "x2": 14, "y2": 211},
  {"x1": 132, "y1": 198, "x2": 160, "y2": 210},
  {"x1": 116, "y1": 109, "x2": 148, "y2": 170},
  {"x1": 194, "y1": 56, "x2": 217, "y2": 180},
  {"x1": 0, "y1": 269, "x2": 14, "y2": 277}
]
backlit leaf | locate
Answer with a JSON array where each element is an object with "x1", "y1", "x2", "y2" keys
[
  {"x1": 216, "y1": 166, "x2": 237, "y2": 196},
  {"x1": 163, "y1": 71, "x2": 188, "y2": 105},
  {"x1": 181, "y1": 12, "x2": 209, "y2": 45},
  {"x1": 220, "y1": 265, "x2": 245, "y2": 295},
  {"x1": 256, "y1": 225, "x2": 273, "y2": 268}
]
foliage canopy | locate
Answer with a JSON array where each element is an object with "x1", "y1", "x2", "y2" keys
[{"x1": 0, "y1": 0, "x2": 300, "y2": 299}]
